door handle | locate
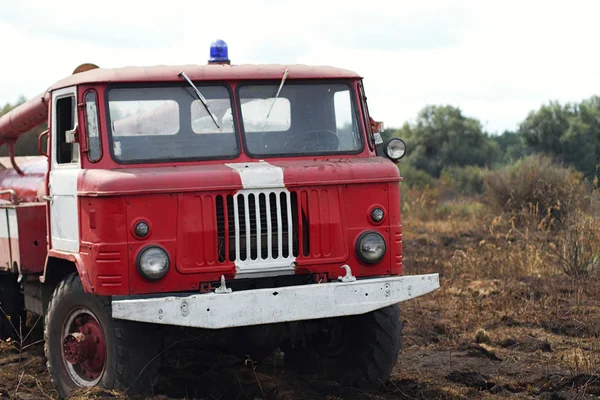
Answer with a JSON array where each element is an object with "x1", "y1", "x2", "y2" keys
[{"x1": 42, "y1": 195, "x2": 54, "y2": 202}]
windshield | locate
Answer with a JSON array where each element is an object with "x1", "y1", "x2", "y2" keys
[
  {"x1": 239, "y1": 82, "x2": 362, "y2": 156},
  {"x1": 107, "y1": 85, "x2": 238, "y2": 163}
]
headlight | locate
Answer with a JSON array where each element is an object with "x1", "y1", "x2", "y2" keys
[
  {"x1": 137, "y1": 246, "x2": 169, "y2": 280},
  {"x1": 133, "y1": 221, "x2": 150, "y2": 238},
  {"x1": 370, "y1": 207, "x2": 385, "y2": 223},
  {"x1": 356, "y1": 232, "x2": 386, "y2": 264},
  {"x1": 383, "y1": 138, "x2": 406, "y2": 162}
]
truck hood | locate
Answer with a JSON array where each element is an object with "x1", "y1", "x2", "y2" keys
[{"x1": 78, "y1": 157, "x2": 400, "y2": 196}]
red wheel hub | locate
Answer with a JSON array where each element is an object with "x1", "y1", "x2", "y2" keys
[{"x1": 62, "y1": 314, "x2": 106, "y2": 381}]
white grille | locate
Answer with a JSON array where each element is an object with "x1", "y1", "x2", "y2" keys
[{"x1": 232, "y1": 189, "x2": 296, "y2": 276}]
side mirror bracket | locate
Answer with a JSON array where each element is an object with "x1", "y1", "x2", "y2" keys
[{"x1": 38, "y1": 130, "x2": 49, "y2": 157}]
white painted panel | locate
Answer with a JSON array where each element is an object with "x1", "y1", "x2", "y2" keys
[
  {"x1": 112, "y1": 273, "x2": 440, "y2": 329},
  {"x1": 0, "y1": 209, "x2": 9, "y2": 239},
  {"x1": 225, "y1": 161, "x2": 285, "y2": 189},
  {"x1": 7, "y1": 209, "x2": 18, "y2": 239},
  {"x1": 49, "y1": 86, "x2": 81, "y2": 253},
  {"x1": 49, "y1": 168, "x2": 80, "y2": 252}
]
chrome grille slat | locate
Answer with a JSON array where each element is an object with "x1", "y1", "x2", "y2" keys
[
  {"x1": 276, "y1": 193, "x2": 283, "y2": 258},
  {"x1": 266, "y1": 193, "x2": 273, "y2": 258},
  {"x1": 244, "y1": 194, "x2": 251, "y2": 260},
  {"x1": 255, "y1": 194, "x2": 261, "y2": 260},
  {"x1": 233, "y1": 194, "x2": 241, "y2": 261},
  {"x1": 286, "y1": 191, "x2": 293, "y2": 258}
]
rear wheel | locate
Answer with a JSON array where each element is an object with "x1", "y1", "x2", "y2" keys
[
  {"x1": 44, "y1": 273, "x2": 162, "y2": 398},
  {"x1": 282, "y1": 304, "x2": 402, "y2": 387},
  {"x1": 0, "y1": 272, "x2": 25, "y2": 341}
]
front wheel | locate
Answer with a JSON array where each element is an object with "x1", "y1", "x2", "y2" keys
[
  {"x1": 44, "y1": 273, "x2": 162, "y2": 398},
  {"x1": 282, "y1": 304, "x2": 402, "y2": 387}
]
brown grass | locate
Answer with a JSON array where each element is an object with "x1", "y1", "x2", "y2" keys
[{"x1": 1, "y1": 187, "x2": 599, "y2": 399}]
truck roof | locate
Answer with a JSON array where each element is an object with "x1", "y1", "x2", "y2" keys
[{"x1": 49, "y1": 64, "x2": 362, "y2": 91}]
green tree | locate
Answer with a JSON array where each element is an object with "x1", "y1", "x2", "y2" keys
[
  {"x1": 520, "y1": 96, "x2": 600, "y2": 179},
  {"x1": 398, "y1": 105, "x2": 499, "y2": 177},
  {"x1": 491, "y1": 130, "x2": 530, "y2": 164}
]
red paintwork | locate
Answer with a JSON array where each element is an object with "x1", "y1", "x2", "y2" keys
[
  {"x1": 49, "y1": 64, "x2": 361, "y2": 93},
  {"x1": 12, "y1": 204, "x2": 48, "y2": 274},
  {"x1": 63, "y1": 314, "x2": 106, "y2": 380},
  {"x1": 0, "y1": 65, "x2": 404, "y2": 300},
  {"x1": 77, "y1": 158, "x2": 397, "y2": 196},
  {"x1": 78, "y1": 164, "x2": 243, "y2": 196},
  {"x1": 0, "y1": 93, "x2": 50, "y2": 143},
  {"x1": 0, "y1": 156, "x2": 46, "y2": 203},
  {"x1": 0, "y1": 157, "x2": 47, "y2": 275}
]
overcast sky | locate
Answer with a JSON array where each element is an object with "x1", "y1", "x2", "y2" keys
[{"x1": 1, "y1": 0, "x2": 598, "y2": 134}]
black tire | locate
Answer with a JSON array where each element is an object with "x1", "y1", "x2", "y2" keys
[
  {"x1": 0, "y1": 272, "x2": 25, "y2": 341},
  {"x1": 44, "y1": 273, "x2": 163, "y2": 399},
  {"x1": 233, "y1": 323, "x2": 286, "y2": 363},
  {"x1": 283, "y1": 304, "x2": 402, "y2": 387}
]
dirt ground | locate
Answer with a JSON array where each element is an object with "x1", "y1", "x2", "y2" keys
[{"x1": 1, "y1": 218, "x2": 599, "y2": 400}]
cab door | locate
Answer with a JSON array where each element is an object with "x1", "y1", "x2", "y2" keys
[{"x1": 48, "y1": 86, "x2": 81, "y2": 252}]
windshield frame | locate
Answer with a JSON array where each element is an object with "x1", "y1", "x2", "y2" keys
[
  {"x1": 104, "y1": 82, "x2": 241, "y2": 165},
  {"x1": 236, "y1": 79, "x2": 365, "y2": 159}
]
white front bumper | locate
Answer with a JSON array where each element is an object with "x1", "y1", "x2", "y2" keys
[{"x1": 111, "y1": 273, "x2": 439, "y2": 329}]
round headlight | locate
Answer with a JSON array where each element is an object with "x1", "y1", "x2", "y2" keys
[
  {"x1": 137, "y1": 246, "x2": 169, "y2": 280},
  {"x1": 356, "y1": 232, "x2": 386, "y2": 264},
  {"x1": 384, "y1": 138, "x2": 406, "y2": 162},
  {"x1": 370, "y1": 207, "x2": 385, "y2": 223},
  {"x1": 134, "y1": 221, "x2": 150, "y2": 238}
]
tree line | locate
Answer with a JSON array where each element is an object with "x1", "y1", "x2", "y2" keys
[{"x1": 383, "y1": 95, "x2": 600, "y2": 186}]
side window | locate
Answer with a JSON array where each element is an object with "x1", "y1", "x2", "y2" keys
[
  {"x1": 334, "y1": 90, "x2": 352, "y2": 132},
  {"x1": 334, "y1": 89, "x2": 360, "y2": 151},
  {"x1": 56, "y1": 96, "x2": 80, "y2": 164},
  {"x1": 358, "y1": 83, "x2": 375, "y2": 150},
  {"x1": 84, "y1": 91, "x2": 102, "y2": 162}
]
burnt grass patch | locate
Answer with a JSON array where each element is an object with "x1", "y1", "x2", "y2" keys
[{"x1": 0, "y1": 217, "x2": 599, "y2": 399}]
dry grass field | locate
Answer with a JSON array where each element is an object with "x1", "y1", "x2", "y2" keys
[{"x1": 1, "y1": 170, "x2": 599, "y2": 399}]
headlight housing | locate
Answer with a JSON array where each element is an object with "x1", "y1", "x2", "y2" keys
[
  {"x1": 137, "y1": 246, "x2": 170, "y2": 280},
  {"x1": 383, "y1": 138, "x2": 406, "y2": 162},
  {"x1": 133, "y1": 221, "x2": 150, "y2": 238},
  {"x1": 370, "y1": 207, "x2": 385, "y2": 223},
  {"x1": 356, "y1": 232, "x2": 386, "y2": 264}
]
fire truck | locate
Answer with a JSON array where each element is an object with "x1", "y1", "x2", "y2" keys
[{"x1": 0, "y1": 40, "x2": 439, "y2": 397}]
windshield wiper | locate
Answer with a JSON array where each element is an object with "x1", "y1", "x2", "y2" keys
[
  {"x1": 261, "y1": 68, "x2": 289, "y2": 130},
  {"x1": 178, "y1": 70, "x2": 220, "y2": 129}
]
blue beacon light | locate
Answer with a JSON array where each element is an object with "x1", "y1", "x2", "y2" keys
[{"x1": 209, "y1": 40, "x2": 230, "y2": 64}]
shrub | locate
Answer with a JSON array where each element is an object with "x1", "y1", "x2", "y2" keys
[
  {"x1": 552, "y1": 211, "x2": 600, "y2": 277},
  {"x1": 401, "y1": 185, "x2": 440, "y2": 221},
  {"x1": 440, "y1": 165, "x2": 485, "y2": 197},
  {"x1": 484, "y1": 155, "x2": 590, "y2": 226},
  {"x1": 398, "y1": 162, "x2": 434, "y2": 190}
]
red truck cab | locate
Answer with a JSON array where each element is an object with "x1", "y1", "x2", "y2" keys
[{"x1": 0, "y1": 41, "x2": 439, "y2": 397}]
